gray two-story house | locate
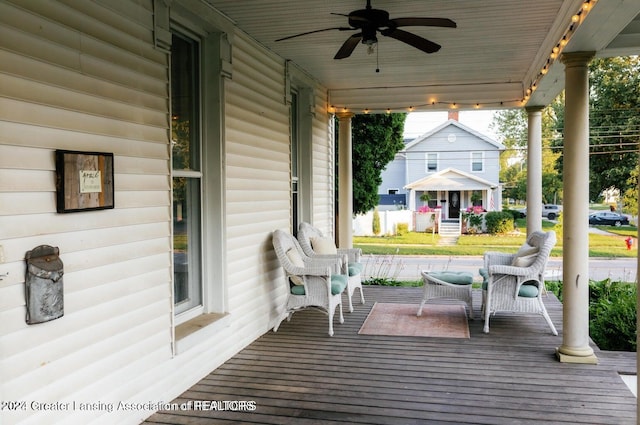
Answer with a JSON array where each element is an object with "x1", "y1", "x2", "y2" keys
[{"x1": 379, "y1": 116, "x2": 505, "y2": 220}]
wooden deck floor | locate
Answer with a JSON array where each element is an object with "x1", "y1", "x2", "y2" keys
[{"x1": 145, "y1": 286, "x2": 636, "y2": 424}]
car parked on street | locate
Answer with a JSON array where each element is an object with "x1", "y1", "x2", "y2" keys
[
  {"x1": 542, "y1": 204, "x2": 562, "y2": 220},
  {"x1": 588, "y1": 211, "x2": 630, "y2": 227}
]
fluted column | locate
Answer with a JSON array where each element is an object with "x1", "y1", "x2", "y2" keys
[
  {"x1": 526, "y1": 106, "x2": 544, "y2": 235},
  {"x1": 556, "y1": 52, "x2": 597, "y2": 364},
  {"x1": 336, "y1": 111, "x2": 354, "y2": 248}
]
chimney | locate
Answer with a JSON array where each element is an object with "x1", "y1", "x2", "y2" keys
[{"x1": 448, "y1": 110, "x2": 459, "y2": 121}]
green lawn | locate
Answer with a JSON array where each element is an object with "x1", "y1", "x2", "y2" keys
[{"x1": 354, "y1": 221, "x2": 638, "y2": 257}]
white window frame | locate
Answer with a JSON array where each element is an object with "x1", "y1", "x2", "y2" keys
[
  {"x1": 426, "y1": 153, "x2": 438, "y2": 173},
  {"x1": 471, "y1": 152, "x2": 484, "y2": 172},
  {"x1": 170, "y1": 16, "x2": 227, "y2": 329}
]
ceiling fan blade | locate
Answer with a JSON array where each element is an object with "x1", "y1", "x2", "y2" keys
[
  {"x1": 334, "y1": 33, "x2": 362, "y2": 59},
  {"x1": 276, "y1": 27, "x2": 352, "y2": 42},
  {"x1": 381, "y1": 28, "x2": 441, "y2": 53},
  {"x1": 391, "y1": 17, "x2": 457, "y2": 28}
]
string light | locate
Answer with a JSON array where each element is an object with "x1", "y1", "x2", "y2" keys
[{"x1": 328, "y1": 0, "x2": 597, "y2": 114}]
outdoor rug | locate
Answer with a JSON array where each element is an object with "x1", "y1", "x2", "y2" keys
[{"x1": 358, "y1": 302, "x2": 470, "y2": 339}]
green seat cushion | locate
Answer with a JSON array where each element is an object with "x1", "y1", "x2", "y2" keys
[
  {"x1": 518, "y1": 283, "x2": 539, "y2": 298},
  {"x1": 428, "y1": 271, "x2": 473, "y2": 285},
  {"x1": 348, "y1": 262, "x2": 363, "y2": 276},
  {"x1": 290, "y1": 274, "x2": 348, "y2": 296},
  {"x1": 479, "y1": 268, "x2": 489, "y2": 289}
]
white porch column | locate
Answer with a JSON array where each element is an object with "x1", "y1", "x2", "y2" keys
[
  {"x1": 525, "y1": 106, "x2": 544, "y2": 234},
  {"x1": 556, "y1": 52, "x2": 597, "y2": 364},
  {"x1": 336, "y1": 111, "x2": 354, "y2": 248},
  {"x1": 407, "y1": 188, "x2": 416, "y2": 211}
]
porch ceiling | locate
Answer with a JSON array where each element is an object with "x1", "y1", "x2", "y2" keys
[{"x1": 204, "y1": 0, "x2": 640, "y2": 112}]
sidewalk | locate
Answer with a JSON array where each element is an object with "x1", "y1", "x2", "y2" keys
[{"x1": 360, "y1": 254, "x2": 638, "y2": 283}]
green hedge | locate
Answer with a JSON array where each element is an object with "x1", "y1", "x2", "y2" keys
[
  {"x1": 484, "y1": 211, "x2": 514, "y2": 234},
  {"x1": 547, "y1": 279, "x2": 637, "y2": 351},
  {"x1": 589, "y1": 279, "x2": 637, "y2": 351}
]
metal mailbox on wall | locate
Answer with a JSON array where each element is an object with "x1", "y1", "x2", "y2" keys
[{"x1": 25, "y1": 245, "x2": 64, "y2": 324}]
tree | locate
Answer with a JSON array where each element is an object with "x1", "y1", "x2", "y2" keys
[
  {"x1": 552, "y1": 57, "x2": 640, "y2": 201},
  {"x1": 345, "y1": 113, "x2": 407, "y2": 215},
  {"x1": 587, "y1": 57, "x2": 640, "y2": 201},
  {"x1": 490, "y1": 106, "x2": 562, "y2": 204}
]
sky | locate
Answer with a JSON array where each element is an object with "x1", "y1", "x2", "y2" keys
[{"x1": 403, "y1": 110, "x2": 500, "y2": 141}]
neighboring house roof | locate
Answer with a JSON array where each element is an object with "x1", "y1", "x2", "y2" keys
[
  {"x1": 404, "y1": 168, "x2": 499, "y2": 191},
  {"x1": 403, "y1": 119, "x2": 505, "y2": 151}
]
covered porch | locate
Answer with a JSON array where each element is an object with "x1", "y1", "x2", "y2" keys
[{"x1": 145, "y1": 286, "x2": 636, "y2": 424}]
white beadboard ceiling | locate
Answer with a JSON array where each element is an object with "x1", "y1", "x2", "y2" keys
[{"x1": 205, "y1": 0, "x2": 640, "y2": 112}]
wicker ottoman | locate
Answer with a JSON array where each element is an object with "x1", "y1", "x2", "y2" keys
[{"x1": 417, "y1": 271, "x2": 474, "y2": 319}]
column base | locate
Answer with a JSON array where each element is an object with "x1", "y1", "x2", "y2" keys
[{"x1": 556, "y1": 347, "x2": 599, "y2": 364}]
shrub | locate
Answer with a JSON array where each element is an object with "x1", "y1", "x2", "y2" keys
[
  {"x1": 589, "y1": 279, "x2": 637, "y2": 351},
  {"x1": 484, "y1": 211, "x2": 514, "y2": 234},
  {"x1": 396, "y1": 222, "x2": 409, "y2": 235},
  {"x1": 372, "y1": 208, "x2": 381, "y2": 235}
]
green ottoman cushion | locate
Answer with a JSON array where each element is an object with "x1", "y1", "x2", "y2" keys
[
  {"x1": 428, "y1": 271, "x2": 473, "y2": 285},
  {"x1": 290, "y1": 274, "x2": 348, "y2": 296}
]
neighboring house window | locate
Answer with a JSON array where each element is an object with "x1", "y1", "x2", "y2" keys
[
  {"x1": 171, "y1": 31, "x2": 203, "y2": 318},
  {"x1": 471, "y1": 152, "x2": 484, "y2": 172},
  {"x1": 426, "y1": 153, "x2": 438, "y2": 172},
  {"x1": 388, "y1": 189, "x2": 398, "y2": 194}
]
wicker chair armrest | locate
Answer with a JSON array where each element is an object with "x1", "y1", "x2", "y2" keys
[
  {"x1": 488, "y1": 263, "x2": 535, "y2": 277},
  {"x1": 337, "y1": 248, "x2": 361, "y2": 263},
  {"x1": 288, "y1": 264, "x2": 333, "y2": 277},
  {"x1": 484, "y1": 251, "x2": 515, "y2": 268},
  {"x1": 303, "y1": 256, "x2": 345, "y2": 275}
]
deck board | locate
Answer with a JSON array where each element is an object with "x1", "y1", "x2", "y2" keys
[{"x1": 144, "y1": 286, "x2": 636, "y2": 424}]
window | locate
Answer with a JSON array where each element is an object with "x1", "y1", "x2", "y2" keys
[
  {"x1": 290, "y1": 91, "x2": 300, "y2": 234},
  {"x1": 471, "y1": 152, "x2": 484, "y2": 172},
  {"x1": 171, "y1": 32, "x2": 203, "y2": 318},
  {"x1": 426, "y1": 153, "x2": 438, "y2": 172},
  {"x1": 388, "y1": 189, "x2": 398, "y2": 195}
]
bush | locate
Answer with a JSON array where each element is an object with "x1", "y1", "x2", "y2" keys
[
  {"x1": 589, "y1": 279, "x2": 637, "y2": 351},
  {"x1": 484, "y1": 211, "x2": 514, "y2": 234},
  {"x1": 372, "y1": 208, "x2": 381, "y2": 235},
  {"x1": 396, "y1": 222, "x2": 409, "y2": 235}
]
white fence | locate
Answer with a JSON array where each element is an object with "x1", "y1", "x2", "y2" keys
[{"x1": 353, "y1": 210, "x2": 441, "y2": 236}]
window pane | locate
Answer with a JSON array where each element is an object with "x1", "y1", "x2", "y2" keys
[
  {"x1": 173, "y1": 177, "x2": 202, "y2": 311},
  {"x1": 171, "y1": 34, "x2": 199, "y2": 171}
]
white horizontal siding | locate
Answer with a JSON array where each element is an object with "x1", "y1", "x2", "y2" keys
[
  {"x1": 0, "y1": 1, "x2": 336, "y2": 425},
  {"x1": 0, "y1": 2, "x2": 172, "y2": 424}
]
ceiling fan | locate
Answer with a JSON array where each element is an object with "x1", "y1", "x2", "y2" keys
[{"x1": 275, "y1": 0, "x2": 456, "y2": 59}]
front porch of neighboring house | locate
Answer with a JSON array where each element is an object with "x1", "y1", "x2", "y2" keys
[{"x1": 405, "y1": 168, "x2": 500, "y2": 237}]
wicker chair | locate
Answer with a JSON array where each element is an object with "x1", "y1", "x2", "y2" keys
[
  {"x1": 481, "y1": 230, "x2": 558, "y2": 335},
  {"x1": 297, "y1": 222, "x2": 364, "y2": 312},
  {"x1": 417, "y1": 271, "x2": 474, "y2": 319},
  {"x1": 271, "y1": 229, "x2": 348, "y2": 336}
]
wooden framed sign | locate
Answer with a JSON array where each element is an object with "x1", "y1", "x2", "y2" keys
[{"x1": 55, "y1": 150, "x2": 114, "y2": 213}]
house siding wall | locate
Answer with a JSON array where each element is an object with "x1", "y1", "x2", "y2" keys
[
  {"x1": 0, "y1": 1, "x2": 332, "y2": 424},
  {"x1": 405, "y1": 126, "x2": 501, "y2": 185}
]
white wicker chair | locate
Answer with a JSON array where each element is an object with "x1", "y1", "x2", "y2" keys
[
  {"x1": 272, "y1": 229, "x2": 348, "y2": 336},
  {"x1": 297, "y1": 222, "x2": 364, "y2": 312},
  {"x1": 481, "y1": 230, "x2": 558, "y2": 335},
  {"x1": 417, "y1": 271, "x2": 474, "y2": 319}
]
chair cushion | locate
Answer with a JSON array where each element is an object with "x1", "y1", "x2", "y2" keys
[
  {"x1": 479, "y1": 268, "x2": 489, "y2": 290},
  {"x1": 348, "y1": 262, "x2": 363, "y2": 276},
  {"x1": 310, "y1": 236, "x2": 337, "y2": 254},
  {"x1": 286, "y1": 248, "x2": 305, "y2": 285},
  {"x1": 512, "y1": 253, "x2": 537, "y2": 267},
  {"x1": 290, "y1": 274, "x2": 347, "y2": 295},
  {"x1": 518, "y1": 283, "x2": 539, "y2": 298},
  {"x1": 427, "y1": 271, "x2": 473, "y2": 285}
]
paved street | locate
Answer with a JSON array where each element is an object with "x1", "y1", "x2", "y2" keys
[{"x1": 360, "y1": 255, "x2": 638, "y2": 283}]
